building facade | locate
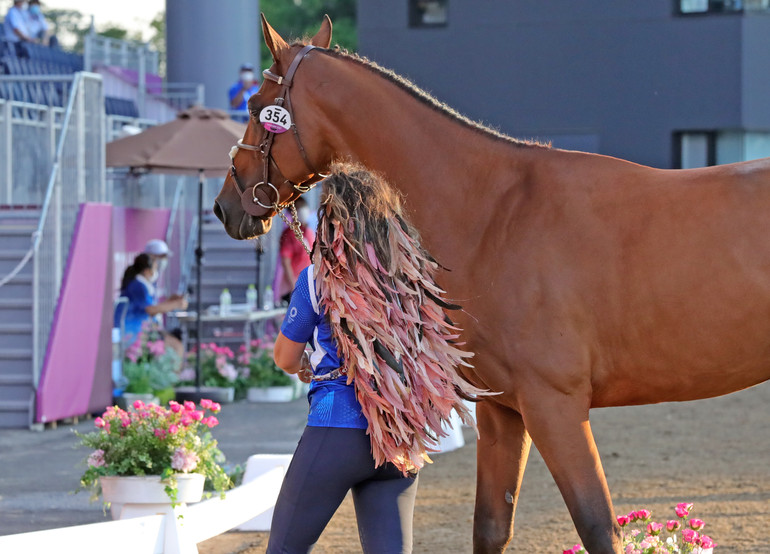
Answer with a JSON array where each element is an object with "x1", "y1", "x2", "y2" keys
[{"x1": 357, "y1": 1, "x2": 770, "y2": 169}]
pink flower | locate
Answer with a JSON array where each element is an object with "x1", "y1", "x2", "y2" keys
[
  {"x1": 168, "y1": 424, "x2": 179, "y2": 435},
  {"x1": 154, "y1": 428, "x2": 166, "y2": 438},
  {"x1": 666, "y1": 520, "x2": 681, "y2": 532},
  {"x1": 94, "y1": 417, "x2": 106, "y2": 428},
  {"x1": 634, "y1": 509, "x2": 651, "y2": 521},
  {"x1": 681, "y1": 529, "x2": 700, "y2": 544},
  {"x1": 147, "y1": 339, "x2": 165, "y2": 357},
  {"x1": 688, "y1": 518, "x2": 705, "y2": 531},
  {"x1": 181, "y1": 415, "x2": 193, "y2": 426},
  {"x1": 191, "y1": 410, "x2": 204, "y2": 422},
  {"x1": 169, "y1": 401, "x2": 182, "y2": 413},
  {"x1": 562, "y1": 545, "x2": 584, "y2": 554},
  {"x1": 178, "y1": 368, "x2": 196, "y2": 382},
  {"x1": 87, "y1": 449, "x2": 105, "y2": 468},
  {"x1": 183, "y1": 400, "x2": 196, "y2": 412},
  {"x1": 132, "y1": 400, "x2": 145, "y2": 411},
  {"x1": 171, "y1": 447, "x2": 199, "y2": 473},
  {"x1": 617, "y1": 515, "x2": 630, "y2": 527},
  {"x1": 202, "y1": 416, "x2": 218, "y2": 428},
  {"x1": 199, "y1": 399, "x2": 213, "y2": 409},
  {"x1": 121, "y1": 418, "x2": 131, "y2": 428},
  {"x1": 699, "y1": 535, "x2": 717, "y2": 549},
  {"x1": 676, "y1": 502, "x2": 694, "y2": 518},
  {"x1": 646, "y1": 522, "x2": 663, "y2": 536},
  {"x1": 210, "y1": 402, "x2": 221, "y2": 413}
]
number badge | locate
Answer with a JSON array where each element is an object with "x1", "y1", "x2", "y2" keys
[{"x1": 259, "y1": 105, "x2": 292, "y2": 133}]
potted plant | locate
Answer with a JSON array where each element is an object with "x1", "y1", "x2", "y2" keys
[
  {"x1": 237, "y1": 338, "x2": 296, "y2": 402},
  {"x1": 562, "y1": 502, "x2": 717, "y2": 554},
  {"x1": 121, "y1": 324, "x2": 180, "y2": 407},
  {"x1": 176, "y1": 343, "x2": 239, "y2": 403},
  {"x1": 76, "y1": 399, "x2": 231, "y2": 520}
]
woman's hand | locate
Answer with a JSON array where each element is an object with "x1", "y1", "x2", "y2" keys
[{"x1": 297, "y1": 353, "x2": 313, "y2": 383}]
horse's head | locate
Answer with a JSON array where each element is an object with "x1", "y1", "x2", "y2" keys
[{"x1": 213, "y1": 14, "x2": 333, "y2": 239}]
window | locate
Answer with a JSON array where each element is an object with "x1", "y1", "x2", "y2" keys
[
  {"x1": 675, "y1": 132, "x2": 715, "y2": 168},
  {"x1": 409, "y1": 0, "x2": 448, "y2": 28},
  {"x1": 679, "y1": 0, "x2": 770, "y2": 14},
  {"x1": 674, "y1": 130, "x2": 770, "y2": 168}
]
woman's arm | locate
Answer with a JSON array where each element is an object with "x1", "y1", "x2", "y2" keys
[
  {"x1": 273, "y1": 331, "x2": 308, "y2": 375},
  {"x1": 145, "y1": 294, "x2": 187, "y2": 316}
]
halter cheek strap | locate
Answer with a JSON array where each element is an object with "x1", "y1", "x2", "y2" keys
[{"x1": 229, "y1": 44, "x2": 327, "y2": 218}]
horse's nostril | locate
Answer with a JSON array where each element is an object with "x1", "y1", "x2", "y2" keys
[{"x1": 213, "y1": 200, "x2": 225, "y2": 224}]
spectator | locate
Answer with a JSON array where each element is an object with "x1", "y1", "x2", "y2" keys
[
  {"x1": 24, "y1": 0, "x2": 57, "y2": 48},
  {"x1": 3, "y1": 0, "x2": 33, "y2": 48},
  {"x1": 228, "y1": 63, "x2": 260, "y2": 121},
  {"x1": 116, "y1": 253, "x2": 187, "y2": 352},
  {"x1": 277, "y1": 197, "x2": 315, "y2": 304}
]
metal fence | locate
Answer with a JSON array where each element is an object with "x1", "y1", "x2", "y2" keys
[{"x1": 30, "y1": 72, "x2": 106, "y2": 383}]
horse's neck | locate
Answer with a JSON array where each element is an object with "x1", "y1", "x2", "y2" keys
[{"x1": 311, "y1": 56, "x2": 527, "y2": 262}]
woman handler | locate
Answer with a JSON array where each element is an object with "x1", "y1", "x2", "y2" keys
[{"x1": 269, "y1": 164, "x2": 485, "y2": 553}]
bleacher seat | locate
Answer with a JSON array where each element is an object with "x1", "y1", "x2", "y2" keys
[{"x1": 105, "y1": 96, "x2": 139, "y2": 118}]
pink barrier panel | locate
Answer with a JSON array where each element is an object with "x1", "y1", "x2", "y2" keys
[
  {"x1": 111, "y1": 207, "x2": 172, "y2": 298},
  {"x1": 36, "y1": 204, "x2": 114, "y2": 423}
]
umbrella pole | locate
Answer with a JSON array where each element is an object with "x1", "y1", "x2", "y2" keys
[{"x1": 195, "y1": 169, "x2": 204, "y2": 391}]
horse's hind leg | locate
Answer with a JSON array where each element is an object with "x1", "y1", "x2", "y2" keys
[
  {"x1": 472, "y1": 400, "x2": 531, "y2": 553},
  {"x1": 521, "y1": 392, "x2": 622, "y2": 553}
]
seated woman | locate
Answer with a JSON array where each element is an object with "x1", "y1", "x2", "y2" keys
[{"x1": 116, "y1": 253, "x2": 187, "y2": 351}]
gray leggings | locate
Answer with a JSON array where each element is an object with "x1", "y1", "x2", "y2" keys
[{"x1": 266, "y1": 426, "x2": 419, "y2": 554}]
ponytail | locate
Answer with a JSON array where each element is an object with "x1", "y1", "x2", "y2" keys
[{"x1": 120, "y1": 253, "x2": 152, "y2": 291}]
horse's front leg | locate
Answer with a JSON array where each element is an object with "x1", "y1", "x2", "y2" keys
[
  {"x1": 520, "y1": 390, "x2": 622, "y2": 553},
  {"x1": 473, "y1": 400, "x2": 532, "y2": 553}
]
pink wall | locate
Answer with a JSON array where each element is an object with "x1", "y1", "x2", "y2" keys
[{"x1": 36, "y1": 204, "x2": 114, "y2": 422}]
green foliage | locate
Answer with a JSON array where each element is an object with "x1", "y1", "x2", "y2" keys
[
  {"x1": 123, "y1": 325, "x2": 180, "y2": 395},
  {"x1": 261, "y1": 0, "x2": 357, "y2": 65},
  {"x1": 237, "y1": 338, "x2": 293, "y2": 389},
  {"x1": 180, "y1": 343, "x2": 239, "y2": 389}
]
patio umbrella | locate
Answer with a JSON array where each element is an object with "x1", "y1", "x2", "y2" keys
[{"x1": 106, "y1": 106, "x2": 247, "y2": 394}]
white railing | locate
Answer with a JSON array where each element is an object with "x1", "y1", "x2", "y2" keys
[
  {"x1": 84, "y1": 33, "x2": 160, "y2": 76},
  {"x1": 0, "y1": 466, "x2": 284, "y2": 554}
]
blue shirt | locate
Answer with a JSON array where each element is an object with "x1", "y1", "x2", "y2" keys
[
  {"x1": 228, "y1": 81, "x2": 260, "y2": 121},
  {"x1": 3, "y1": 6, "x2": 29, "y2": 42},
  {"x1": 281, "y1": 265, "x2": 368, "y2": 429},
  {"x1": 116, "y1": 275, "x2": 155, "y2": 342}
]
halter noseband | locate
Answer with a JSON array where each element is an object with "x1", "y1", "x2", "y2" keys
[{"x1": 228, "y1": 44, "x2": 327, "y2": 218}]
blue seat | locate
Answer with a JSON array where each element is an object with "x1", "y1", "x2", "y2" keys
[{"x1": 105, "y1": 96, "x2": 139, "y2": 118}]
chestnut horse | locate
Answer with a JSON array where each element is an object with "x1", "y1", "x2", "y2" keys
[{"x1": 214, "y1": 15, "x2": 770, "y2": 553}]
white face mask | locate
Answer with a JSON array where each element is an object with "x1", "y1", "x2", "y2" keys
[
  {"x1": 298, "y1": 207, "x2": 311, "y2": 225},
  {"x1": 158, "y1": 257, "x2": 168, "y2": 273},
  {"x1": 148, "y1": 269, "x2": 159, "y2": 283},
  {"x1": 241, "y1": 71, "x2": 255, "y2": 83}
]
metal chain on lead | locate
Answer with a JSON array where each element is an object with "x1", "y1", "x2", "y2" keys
[{"x1": 276, "y1": 201, "x2": 311, "y2": 256}]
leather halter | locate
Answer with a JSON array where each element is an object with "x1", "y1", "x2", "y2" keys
[{"x1": 229, "y1": 44, "x2": 327, "y2": 218}]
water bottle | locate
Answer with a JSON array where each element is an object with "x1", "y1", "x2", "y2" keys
[
  {"x1": 219, "y1": 288, "x2": 232, "y2": 316},
  {"x1": 246, "y1": 284, "x2": 258, "y2": 311},
  {"x1": 263, "y1": 285, "x2": 274, "y2": 310}
]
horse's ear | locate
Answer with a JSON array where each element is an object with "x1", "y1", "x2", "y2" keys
[
  {"x1": 309, "y1": 15, "x2": 332, "y2": 49},
  {"x1": 261, "y1": 13, "x2": 290, "y2": 63}
]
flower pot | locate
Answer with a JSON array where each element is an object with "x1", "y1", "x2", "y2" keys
[
  {"x1": 100, "y1": 473, "x2": 204, "y2": 520},
  {"x1": 175, "y1": 386, "x2": 235, "y2": 404},
  {"x1": 121, "y1": 392, "x2": 160, "y2": 410},
  {"x1": 247, "y1": 385, "x2": 295, "y2": 403}
]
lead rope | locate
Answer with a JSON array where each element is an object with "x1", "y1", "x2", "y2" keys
[{"x1": 276, "y1": 201, "x2": 311, "y2": 256}]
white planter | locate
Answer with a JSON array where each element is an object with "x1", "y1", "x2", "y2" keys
[
  {"x1": 247, "y1": 386, "x2": 295, "y2": 403},
  {"x1": 100, "y1": 473, "x2": 205, "y2": 520},
  {"x1": 121, "y1": 393, "x2": 160, "y2": 410},
  {"x1": 175, "y1": 386, "x2": 235, "y2": 404}
]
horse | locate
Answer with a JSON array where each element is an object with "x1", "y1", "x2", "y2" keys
[{"x1": 213, "y1": 15, "x2": 770, "y2": 553}]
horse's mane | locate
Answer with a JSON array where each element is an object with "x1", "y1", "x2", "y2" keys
[{"x1": 294, "y1": 42, "x2": 547, "y2": 149}]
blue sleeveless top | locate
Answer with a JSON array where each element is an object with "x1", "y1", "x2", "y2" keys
[{"x1": 280, "y1": 265, "x2": 368, "y2": 429}]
